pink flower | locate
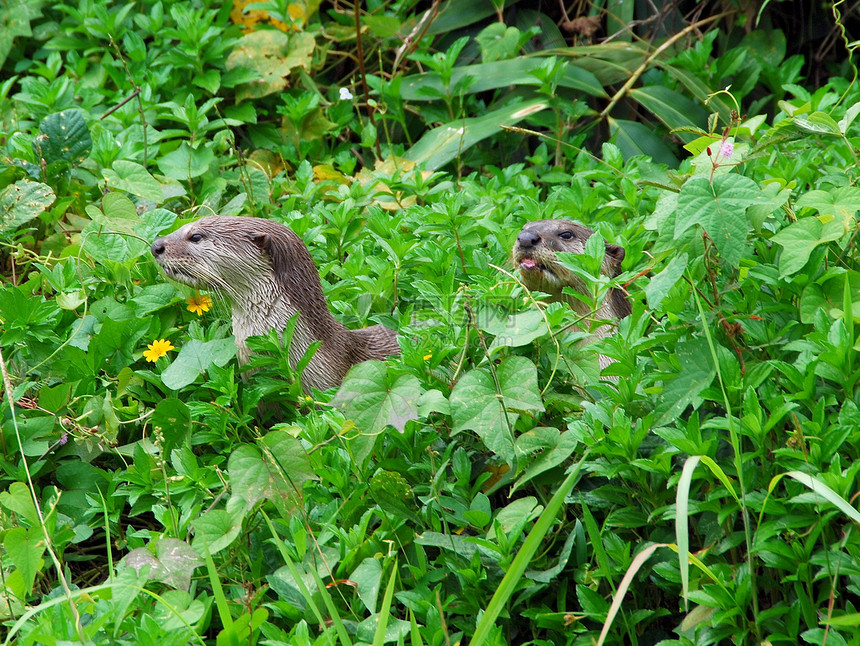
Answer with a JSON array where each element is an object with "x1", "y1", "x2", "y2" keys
[{"x1": 719, "y1": 141, "x2": 734, "y2": 159}]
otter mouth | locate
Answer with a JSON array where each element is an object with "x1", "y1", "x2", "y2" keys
[
  {"x1": 160, "y1": 264, "x2": 203, "y2": 287},
  {"x1": 518, "y1": 256, "x2": 554, "y2": 276}
]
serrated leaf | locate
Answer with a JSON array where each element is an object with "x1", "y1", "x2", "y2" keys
[
  {"x1": 0, "y1": 179, "x2": 55, "y2": 232},
  {"x1": 35, "y1": 110, "x2": 92, "y2": 166},
  {"x1": 450, "y1": 356, "x2": 544, "y2": 463},
  {"x1": 331, "y1": 360, "x2": 421, "y2": 434},
  {"x1": 103, "y1": 160, "x2": 163, "y2": 203},
  {"x1": 656, "y1": 337, "x2": 715, "y2": 425},
  {"x1": 676, "y1": 174, "x2": 762, "y2": 267}
]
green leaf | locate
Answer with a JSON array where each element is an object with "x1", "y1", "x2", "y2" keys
[
  {"x1": 0, "y1": 179, "x2": 55, "y2": 232},
  {"x1": 628, "y1": 86, "x2": 708, "y2": 142},
  {"x1": 123, "y1": 538, "x2": 202, "y2": 590},
  {"x1": 483, "y1": 309, "x2": 548, "y2": 352},
  {"x1": 796, "y1": 186, "x2": 860, "y2": 219},
  {"x1": 161, "y1": 339, "x2": 237, "y2": 390},
  {"x1": 3, "y1": 528, "x2": 45, "y2": 595},
  {"x1": 771, "y1": 216, "x2": 846, "y2": 278},
  {"x1": 405, "y1": 99, "x2": 549, "y2": 171},
  {"x1": 676, "y1": 174, "x2": 762, "y2": 267},
  {"x1": 513, "y1": 428, "x2": 579, "y2": 493},
  {"x1": 331, "y1": 360, "x2": 421, "y2": 434},
  {"x1": 351, "y1": 558, "x2": 383, "y2": 614},
  {"x1": 192, "y1": 509, "x2": 244, "y2": 555},
  {"x1": 157, "y1": 142, "x2": 215, "y2": 180},
  {"x1": 450, "y1": 356, "x2": 544, "y2": 464},
  {"x1": 0, "y1": 0, "x2": 44, "y2": 68},
  {"x1": 103, "y1": 160, "x2": 163, "y2": 203},
  {"x1": 402, "y1": 55, "x2": 605, "y2": 99},
  {"x1": 369, "y1": 470, "x2": 418, "y2": 523},
  {"x1": 794, "y1": 111, "x2": 842, "y2": 135},
  {"x1": 0, "y1": 482, "x2": 41, "y2": 526},
  {"x1": 225, "y1": 31, "x2": 315, "y2": 100},
  {"x1": 229, "y1": 432, "x2": 317, "y2": 514},
  {"x1": 656, "y1": 337, "x2": 716, "y2": 425},
  {"x1": 644, "y1": 253, "x2": 688, "y2": 309},
  {"x1": 608, "y1": 117, "x2": 678, "y2": 167},
  {"x1": 152, "y1": 398, "x2": 191, "y2": 457},
  {"x1": 35, "y1": 109, "x2": 92, "y2": 166}
]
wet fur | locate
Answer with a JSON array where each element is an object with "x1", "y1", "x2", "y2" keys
[{"x1": 151, "y1": 216, "x2": 399, "y2": 392}]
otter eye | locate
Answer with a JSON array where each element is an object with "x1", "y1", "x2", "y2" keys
[
  {"x1": 188, "y1": 233, "x2": 203, "y2": 243},
  {"x1": 558, "y1": 231, "x2": 574, "y2": 240}
]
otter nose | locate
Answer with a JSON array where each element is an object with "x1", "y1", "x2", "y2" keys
[
  {"x1": 151, "y1": 239, "x2": 165, "y2": 256},
  {"x1": 517, "y1": 230, "x2": 541, "y2": 248}
]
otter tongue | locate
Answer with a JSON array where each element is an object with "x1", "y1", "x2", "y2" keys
[{"x1": 520, "y1": 258, "x2": 538, "y2": 270}]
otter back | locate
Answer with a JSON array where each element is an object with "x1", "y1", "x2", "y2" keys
[{"x1": 151, "y1": 215, "x2": 399, "y2": 392}]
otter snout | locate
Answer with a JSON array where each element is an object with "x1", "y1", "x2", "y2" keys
[
  {"x1": 517, "y1": 230, "x2": 541, "y2": 249},
  {"x1": 151, "y1": 238, "x2": 166, "y2": 257}
]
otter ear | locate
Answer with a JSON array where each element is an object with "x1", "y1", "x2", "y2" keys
[
  {"x1": 605, "y1": 243, "x2": 625, "y2": 274},
  {"x1": 250, "y1": 231, "x2": 293, "y2": 277}
]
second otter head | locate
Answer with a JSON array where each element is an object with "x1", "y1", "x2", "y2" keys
[{"x1": 513, "y1": 219, "x2": 625, "y2": 292}]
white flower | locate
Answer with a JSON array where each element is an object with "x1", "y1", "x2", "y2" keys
[{"x1": 339, "y1": 87, "x2": 354, "y2": 101}]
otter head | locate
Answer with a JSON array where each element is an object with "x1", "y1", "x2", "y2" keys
[
  {"x1": 513, "y1": 219, "x2": 625, "y2": 298},
  {"x1": 150, "y1": 215, "x2": 323, "y2": 306}
]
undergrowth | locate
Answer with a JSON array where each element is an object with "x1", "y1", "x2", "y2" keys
[{"x1": 2, "y1": 1, "x2": 860, "y2": 645}]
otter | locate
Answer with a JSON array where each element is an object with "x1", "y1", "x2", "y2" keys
[
  {"x1": 513, "y1": 219, "x2": 630, "y2": 368},
  {"x1": 150, "y1": 215, "x2": 400, "y2": 392}
]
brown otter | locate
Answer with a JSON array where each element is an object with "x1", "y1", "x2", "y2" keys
[
  {"x1": 150, "y1": 215, "x2": 399, "y2": 392},
  {"x1": 513, "y1": 219, "x2": 630, "y2": 368}
]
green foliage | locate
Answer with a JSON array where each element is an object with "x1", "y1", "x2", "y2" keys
[{"x1": 2, "y1": 1, "x2": 860, "y2": 645}]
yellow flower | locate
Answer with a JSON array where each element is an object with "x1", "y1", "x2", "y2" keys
[
  {"x1": 144, "y1": 339, "x2": 175, "y2": 363},
  {"x1": 186, "y1": 293, "x2": 212, "y2": 316},
  {"x1": 423, "y1": 352, "x2": 433, "y2": 361}
]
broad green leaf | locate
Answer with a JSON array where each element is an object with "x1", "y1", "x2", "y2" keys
[
  {"x1": 608, "y1": 117, "x2": 678, "y2": 167},
  {"x1": 157, "y1": 142, "x2": 215, "y2": 180},
  {"x1": 192, "y1": 509, "x2": 244, "y2": 555},
  {"x1": 794, "y1": 111, "x2": 841, "y2": 135},
  {"x1": 400, "y1": 57, "x2": 606, "y2": 101},
  {"x1": 0, "y1": 482, "x2": 41, "y2": 526},
  {"x1": 656, "y1": 337, "x2": 716, "y2": 425},
  {"x1": 369, "y1": 470, "x2": 418, "y2": 523},
  {"x1": 629, "y1": 86, "x2": 708, "y2": 142},
  {"x1": 161, "y1": 339, "x2": 237, "y2": 390},
  {"x1": 152, "y1": 398, "x2": 191, "y2": 457},
  {"x1": 260, "y1": 430, "x2": 318, "y2": 501},
  {"x1": 0, "y1": 0, "x2": 44, "y2": 68},
  {"x1": 226, "y1": 30, "x2": 314, "y2": 100},
  {"x1": 796, "y1": 186, "x2": 860, "y2": 219},
  {"x1": 351, "y1": 558, "x2": 383, "y2": 614},
  {"x1": 103, "y1": 160, "x2": 163, "y2": 203},
  {"x1": 34, "y1": 109, "x2": 92, "y2": 166},
  {"x1": 123, "y1": 538, "x2": 202, "y2": 590},
  {"x1": 3, "y1": 528, "x2": 45, "y2": 595},
  {"x1": 644, "y1": 253, "x2": 688, "y2": 309},
  {"x1": 0, "y1": 179, "x2": 55, "y2": 233},
  {"x1": 676, "y1": 174, "x2": 762, "y2": 267},
  {"x1": 131, "y1": 283, "x2": 179, "y2": 317},
  {"x1": 331, "y1": 360, "x2": 421, "y2": 434},
  {"x1": 483, "y1": 309, "x2": 548, "y2": 352},
  {"x1": 513, "y1": 427, "x2": 578, "y2": 493},
  {"x1": 450, "y1": 356, "x2": 544, "y2": 464},
  {"x1": 405, "y1": 99, "x2": 549, "y2": 171},
  {"x1": 771, "y1": 216, "x2": 846, "y2": 278}
]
